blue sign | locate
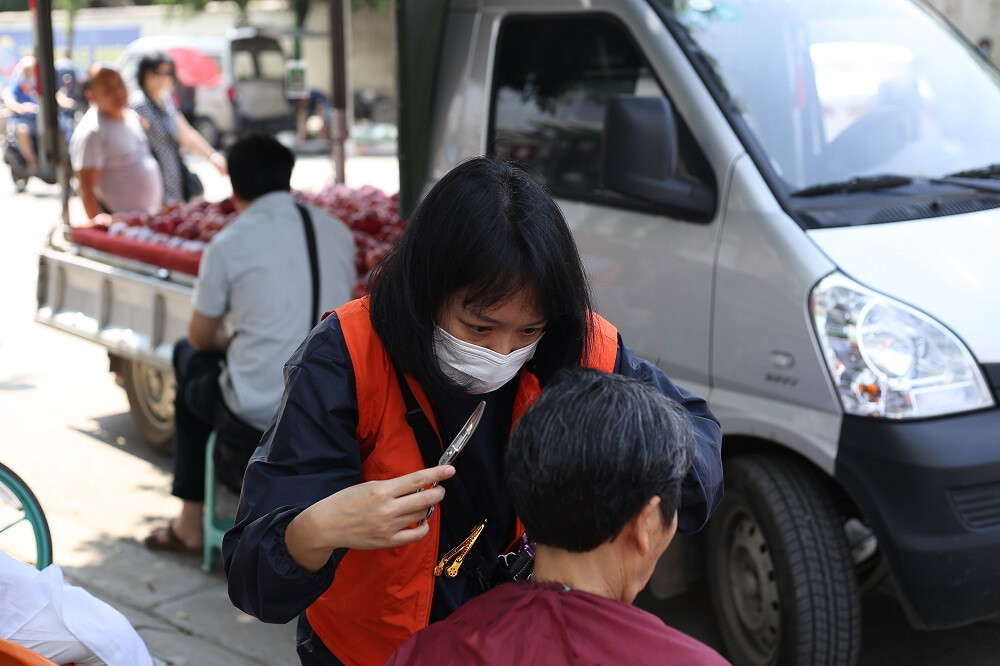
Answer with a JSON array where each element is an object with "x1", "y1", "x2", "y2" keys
[{"x1": 0, "y1": 24, "x2": 140, "y2": 81}]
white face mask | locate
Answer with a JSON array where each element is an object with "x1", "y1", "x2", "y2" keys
[{"x1": 433, "y1": 326, "x2": 543, "y2": 394}]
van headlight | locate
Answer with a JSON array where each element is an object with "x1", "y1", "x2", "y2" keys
[{"x1": 810, "y1": 273, "x2": 993, "y2": 419}]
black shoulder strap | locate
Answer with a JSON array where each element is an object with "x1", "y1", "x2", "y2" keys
[
  {"x1": 296, "y1": 204, "x2": 320, "y2": 332},
  {"x1": 391, "y1": 364, "x2": 510, "y2": 584},
  {"x1": 391, "y1": 363, "x2": 489, "y2": 538},
  {"x1": 392, "y1": 362, "x2": 443, "y2": 467}
]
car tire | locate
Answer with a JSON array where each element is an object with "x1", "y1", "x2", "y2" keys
[
  {"x1": 707, "y1": 454, "x2": 861, "y2": 666},
  {"x1": 119, "y1": 357, "x2": 176, "y2": 452}
]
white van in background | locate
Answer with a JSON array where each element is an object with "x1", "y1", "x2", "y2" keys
[{"x1": 116, "y1": 29, "x2": 295, "y2": 146}]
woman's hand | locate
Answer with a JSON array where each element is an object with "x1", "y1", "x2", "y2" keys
[
  {"x1": 209, "y1": 151, "x2": 227, "y2": 175},
  {"x1": 176, "y1": 113, "x2": 227, "y2": 173},
  {"x1": 285, "y1": 465, "x2": 455, "y2": 573}
]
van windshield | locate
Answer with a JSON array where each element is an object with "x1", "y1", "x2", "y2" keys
[{"x1": 655, "y1": 0, "x2": 1000, "y2": 193}]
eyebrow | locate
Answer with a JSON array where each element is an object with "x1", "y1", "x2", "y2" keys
[{"x1": 465, "y1": 307, "x2": 546, "y2": 327}]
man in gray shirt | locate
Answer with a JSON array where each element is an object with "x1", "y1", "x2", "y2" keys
[
  {"x1": 145, "y1": 134, "x2": 356, "y2": 554},
  {"x1": 70, "y1": 64, "x2": 162, "y2": 218}
]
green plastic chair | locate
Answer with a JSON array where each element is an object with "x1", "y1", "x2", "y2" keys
[{"x1": 202, "y1": 431, "x2": 235, "y2": 573}]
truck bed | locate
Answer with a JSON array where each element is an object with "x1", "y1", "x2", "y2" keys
[{"x1": 36, "y1": 237, "x2": 194, "y2": 373}]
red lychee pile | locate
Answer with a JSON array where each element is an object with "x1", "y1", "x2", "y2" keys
[{"x1": 88, "y1": 185, "x2": 404, "y2": 295}]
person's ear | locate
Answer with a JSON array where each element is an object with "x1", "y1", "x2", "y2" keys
[
  {"x1": 634, "y1": 496, "x2": 678, "y2": 557},
  {"x1": 633, "y1": 497, "x2": 661, "y2": 557}
]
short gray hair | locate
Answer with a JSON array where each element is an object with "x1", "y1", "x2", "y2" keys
[{"x1": 505, "y1": 368, "x2": 694, "y2": 552}]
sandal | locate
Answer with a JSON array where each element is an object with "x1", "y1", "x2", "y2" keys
[{"x1": 144, "y1": 521, "x2": 201, "y2": 555}]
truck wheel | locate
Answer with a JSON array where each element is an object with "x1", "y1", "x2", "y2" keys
[
  {"x1": 707, "y1": 454, "x2": 861, "y2": 666},
  {"x1": 120, "y1": 359, "x2": 176, "y2": 452}
]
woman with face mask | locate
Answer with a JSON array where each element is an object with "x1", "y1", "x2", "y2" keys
[{"x1": 223, "y1": 157, "x2": 723, "y2": 666}]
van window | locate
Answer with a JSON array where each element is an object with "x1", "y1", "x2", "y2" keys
[
  {"x1": 256, "y1": 49, "x2": 285, "y2": 80},
  {"x1": 658, "y1": 0, "x2": 1000, "y2": 193},
  {"x1": 489, "y1": 15, "x2": 713, "y2": 208},
  {"x1": 233, "y1": 51, "x2": 256, "y2": 81},
  {"x1": 233, "y1": 38, "x2": 287, "y2": 81}
]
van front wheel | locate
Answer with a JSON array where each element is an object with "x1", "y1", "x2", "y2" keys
[{"x1": 707, "y1": 454, "x2": 861, "y2": 666}]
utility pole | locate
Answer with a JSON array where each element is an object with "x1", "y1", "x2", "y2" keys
[
  {"x1": 31, "y1": 0, "x2": 70, "y2": 225},
  {"x1": 329, "y1": 0, "x2": 348, "y2": 184},
  {"x1": 293, "y1": 0, "x2": 308, "y2": 59}
]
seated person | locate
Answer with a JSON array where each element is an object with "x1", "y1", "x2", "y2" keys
[
  {"x1": 69, "y1": 64, "x2": 163, "y2": 218},
  {"x1": 387, "y1": 368, "x2": 730, "y2": 665},
  {"x1": 0, "y1": 552, "x2": 153, "y2": 666},
  {"x1": 1, "y1": 56, "x2": 41, "y2": 173},
  {"x1": 144, "y1": 134, "x2": 356, "y2": 554}
]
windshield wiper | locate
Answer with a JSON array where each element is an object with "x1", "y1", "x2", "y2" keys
[
  {"x1": 944, "y1": 163, "x2": 1000, "y2": 179},
  {"x1": 791, "y1": 175, "x2": 913, "y2": 198},
  {"x1": 932, "y1": 176, "x2": 1000, "y2": 194}
]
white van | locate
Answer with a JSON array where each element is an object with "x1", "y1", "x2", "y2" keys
[
  {"x1": 396, "y1": 0, "x2": 1000, "y2": 662},
  {"x1": 116, "y1": 29, "x2": 295, "y2": 146}
]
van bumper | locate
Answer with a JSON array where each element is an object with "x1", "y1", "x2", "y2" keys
[{"x1": 836, "y1": 409, "x2": 1000, "y2": 628}]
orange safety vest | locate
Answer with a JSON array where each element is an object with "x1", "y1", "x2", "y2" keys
[{"x1": 306, "y1": 297, "x2": 619, "y2": 665}]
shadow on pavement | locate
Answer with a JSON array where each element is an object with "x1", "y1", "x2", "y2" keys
[
  {"x1": 70, "y1": 411, "x2": 173, "y2": 470},
  {"x1": 634, "y1": 575, "x2": 1000, "y2": 665},
  {"x1": 859, "y1": 590, "x2": 1000, "y2": 666},
  {"x1": 55, "y1": 530, "x2": 293, "y2": 665},
  {"x1": 0, "y1": 373, "x2": 38, "y2": 391}
]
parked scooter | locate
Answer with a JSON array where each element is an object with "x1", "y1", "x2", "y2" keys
[
  {"x1": 3, "y1": 105, "x2": 75, "y2": 192},
  {"x1": 3, "y1": 69, "x2": 79, "y2": 192},
  {"x1": 4, "y1": 125, "x2": 56, "y2": 192}
]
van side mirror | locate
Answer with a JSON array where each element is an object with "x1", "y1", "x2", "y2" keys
[{"x1": 602, "y1": 95, "x2": 715, "y2": 220}]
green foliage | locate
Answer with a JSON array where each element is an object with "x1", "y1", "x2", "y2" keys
[
  {"x1": 154, "y1": 0, "x2": 253, "y2": 18},
  {"x1": 0, "y1": 0, "x2": 29, "y2": 11},
  {"x1": 55, "y1": 0, "x2": 89, "y2": 14},
  {"x1": 55, "y1": 0, "x2": 89, "y2": 57},
  {"x1": 157, "y1": 0, "x2": 213, "y2": 12},
  {"x1": 351, "y1": 0, "x2": 391, "y2": 10}
]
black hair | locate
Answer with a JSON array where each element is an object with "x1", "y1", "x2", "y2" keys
[
  {"x1": 137, "y1": 52, "x2": 174, "y2": 92},
  {"x1": 505, "y1": 368, "x2": 694, "y2": 552},
  {"x1": 225, "y1": 133, "x2": 295, "y2": 202},
  {"x1": 368, "y1": 156, "x2": 592, "y2": 396}
]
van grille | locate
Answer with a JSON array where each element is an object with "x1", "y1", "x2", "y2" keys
[
  {"x1": 951, "y1": 482, "x2": 1000, "y2": 529},
  {"x1": 983, "y1": 363, "x2": 1000, "y2": 405},
  {"x1": 867, "y1": 196, "x2": 1000, "y2": 224},
  {"x1": 984, "y1": 363, "x2": 1000, "y2": 392}
]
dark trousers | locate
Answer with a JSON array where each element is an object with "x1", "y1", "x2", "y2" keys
[
  {"x1": 171, "y1": 339, "x2": 264, "y2": 501},
  {"x1": 296, "y1": 614, "x2": 345, "y2": 665}
]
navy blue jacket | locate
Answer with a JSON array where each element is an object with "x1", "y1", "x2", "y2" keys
[{"x1": 223, "y1": 313, "x2": 723, "y2": 661}]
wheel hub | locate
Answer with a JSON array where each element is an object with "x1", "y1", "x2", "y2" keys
[
  {"x1": 136, "y1": 364, "x2": 175, "y2": 423},
  {"x1": 725, "y1": 511, "x2": 781, "y2": 663}
]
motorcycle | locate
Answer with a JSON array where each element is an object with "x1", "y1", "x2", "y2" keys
[
  {"x1": 4, "y1": 67, "x2": 80, "y2": 192},
  {"x1": 3, "y1": 109, "x2": 74, "y2": 192}
]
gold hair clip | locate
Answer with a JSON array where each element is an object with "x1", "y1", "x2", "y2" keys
[{"x1": 434, "y1": 519, "x2": 487, "y2": 578}]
